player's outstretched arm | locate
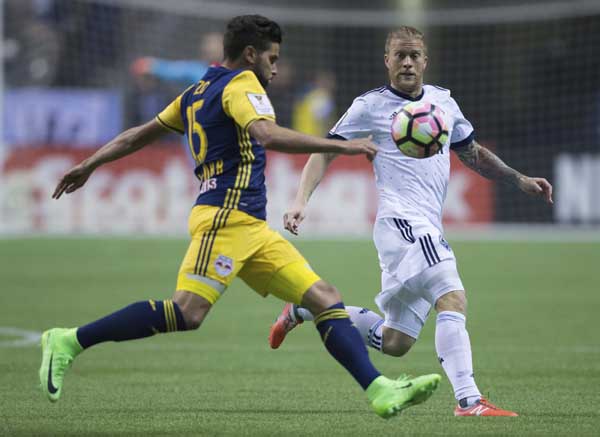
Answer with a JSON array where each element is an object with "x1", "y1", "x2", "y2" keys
[
  {"x1": 454, "y1": 140, "x2": 553, "y2": 204},
  {"x1": 52, "y1": 119, "x2": 168, "y2": 199},
  {"x1": 284, "y1": 153, "x2": 338, "y2": 235},
  {"x1": 249, "y1": 119, "x2": 376, "y2": 160}
]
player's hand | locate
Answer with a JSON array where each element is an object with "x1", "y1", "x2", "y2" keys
[
  {"x1": 52, "y1": 163, "x2": 95, "y2": 199},
  {"x1": 283, "y1": 203, "x2": 306, "y2": 236},
  {"x1": 517, "y1": 176, "x2": 553, "y2": 204},
  {"x1": 340, "y1": 136, "x2": 377, "y2": 161}
]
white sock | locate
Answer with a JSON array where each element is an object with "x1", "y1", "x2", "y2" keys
[
  {"x1": 435, "y1": 311, "x2": 481, "y2": 403},
  {"x1": 347, "y1": 306, "x2": 385, "y2": 352},
  {"x1": 295, "y1": 306, "x2": 314, "y2": 322},
  {"x1": 296, "y1": 305, "x2": 384, "y2": 351}
]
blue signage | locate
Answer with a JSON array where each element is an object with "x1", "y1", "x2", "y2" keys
[{"x1": 3, "y1": 88, "x2": 123, "y2": 147}]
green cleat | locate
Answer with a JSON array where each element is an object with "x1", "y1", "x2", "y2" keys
[
  {"x1": 367, "y1": 374, "x2": 442, "y2": 419},
  {"x1": 39, "y1": 328, "x2": 82, "y2": 402}
]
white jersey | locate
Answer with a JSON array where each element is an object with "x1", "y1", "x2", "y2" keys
[{"x1": 329, "y1": 85, "x2": 474, "y2": 231}]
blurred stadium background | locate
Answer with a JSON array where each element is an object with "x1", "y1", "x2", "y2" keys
[{"x1": 1, "y1": 0, "x2": 599, "y2": 237}]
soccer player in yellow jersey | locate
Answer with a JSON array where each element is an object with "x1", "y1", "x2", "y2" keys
[{"x1": 39, "y1": 15, "x2": 441, "y2": 418}]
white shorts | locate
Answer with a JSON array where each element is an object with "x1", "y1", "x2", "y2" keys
[{"x1": 373, "y1": 217, "x2": 465, "y2": 339}]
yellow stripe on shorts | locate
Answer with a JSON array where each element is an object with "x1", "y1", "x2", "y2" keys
[
  {"x1": 200, "y1": 208, "x2": 232, "y2": 276},
  {"x1": 194, "y1": 208, "x2": 226, "y2": 276},
  {"x1": 195, "y1": 208, "x2": 232, "y2": 277}
]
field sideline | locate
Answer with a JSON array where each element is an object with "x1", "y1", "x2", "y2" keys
[{"x1": 1, "y1": 238, "x2": 599, "y2": 435}]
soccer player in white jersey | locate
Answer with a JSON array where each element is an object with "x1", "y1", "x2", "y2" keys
[{"x1": 269, "y1": 26, "x2": 553, "y2": 417}]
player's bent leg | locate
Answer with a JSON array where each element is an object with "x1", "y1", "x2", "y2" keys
[
  {"x1": 40, "y1": 287, "x2": 221, "y2": 404},
  {"x1": 270, "y1": 304, "x2": 418, "y2": 356},
  {"x1": 297, "y1": 280, "x2": 382, "y2": 388},
  {"x1": 299, "y1": 280, "x2": 378, "y2": 384},
  {"x1": 172, "y1": 290, "x2": 213, "y2": 330},
  {"x1": 381, "y1": 327, "x2": 416, "y2": 357},
  {"x1": 76, "y1": 299, "x2": 189, "y2": 348},
  {"x1": 344, "y1": 308, "x2": 417, "y2": 356},
  {"x1": 251, "y1": 232, "x2": 440, "y2": 417},
  {"x1": 300, "y1": 280, "x2": 343, "y2": 314},
  {"x1": 40, "y1": 206, "x2": 235, "y2": 402},
  {"x1": 301, "y1": 281, "x2": 441, "y2": 418},
  {"x1": 270, "y1": 304, "x2": 387, "y2": 351}
]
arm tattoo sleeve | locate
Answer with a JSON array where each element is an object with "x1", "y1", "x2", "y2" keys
[{"x1": 455, "y1": 141, "x2": 523, "y2": 185}]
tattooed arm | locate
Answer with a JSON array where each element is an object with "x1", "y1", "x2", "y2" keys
[{"x1": 454, "y1": 140, "x2": 553, "y2": 204}]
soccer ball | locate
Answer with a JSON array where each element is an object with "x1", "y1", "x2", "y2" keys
[{"x1": 390, "y1": 101, "x2": 449, "y2": 158}]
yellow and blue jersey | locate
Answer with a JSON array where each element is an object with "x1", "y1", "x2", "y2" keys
[{"x1": 156, "y1": 66, "x2": 276, "y2": 220}]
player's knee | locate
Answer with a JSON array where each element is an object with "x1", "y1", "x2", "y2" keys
[
  {"x1": 300, "y1": 280, "x2": 342, "y2": 315},
  {"x1": 435, "y1": 290, "x2": 467, "y2": 315},
  {"x1": 181, "y1": 312, "x2": 205, "y2": 330},
  {"x1": 384, "y1": 343, "x2": 412, "y2": 357},
  {"x1": 173, "y1": 290, "x2": 212, "y2": 330},
  {"x1": 382, "y1": 328, "x2": 416, "y2": 357},
  {"x1": 176, "y1": 303, "x2": 208, "y2": 330}
]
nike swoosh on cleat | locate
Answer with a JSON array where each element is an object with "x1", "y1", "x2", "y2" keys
[
  {"x1": 47, "y1": 354, "x2": 59, "y2": 394},
  {"x1": 399, "y1": 383, "x2": 412, "y2": 389}
]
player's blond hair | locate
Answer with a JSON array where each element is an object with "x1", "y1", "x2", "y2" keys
[{"x1": 385, "y1": 26, "x2": 426, "y2": 53}]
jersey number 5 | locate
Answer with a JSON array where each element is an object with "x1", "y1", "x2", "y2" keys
[{"x1": 186, "y1": 100, "x2": 208, "y2": 164}]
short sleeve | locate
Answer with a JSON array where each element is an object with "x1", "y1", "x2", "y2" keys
[
  {"x1": 156, "y1": 94, "x2": 185, "y2": 135},
  {"x1": 222, "y1": 70, "x2": 276, "y2": 129},
  {"x1": 448, "y1": 97, "x2": 475, "y2": 150},
  {"x1": 328, "y1": 97, "x2": 371, "y2": 140}
]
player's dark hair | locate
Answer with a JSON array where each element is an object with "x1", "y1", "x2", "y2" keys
[{"x1": 223, "y1": 15, "x2": 282, "y2": 60}]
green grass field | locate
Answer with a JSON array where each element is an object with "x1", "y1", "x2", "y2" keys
[{"x1": 1, "y1": 237, "x2": 599, "y2": 436}]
